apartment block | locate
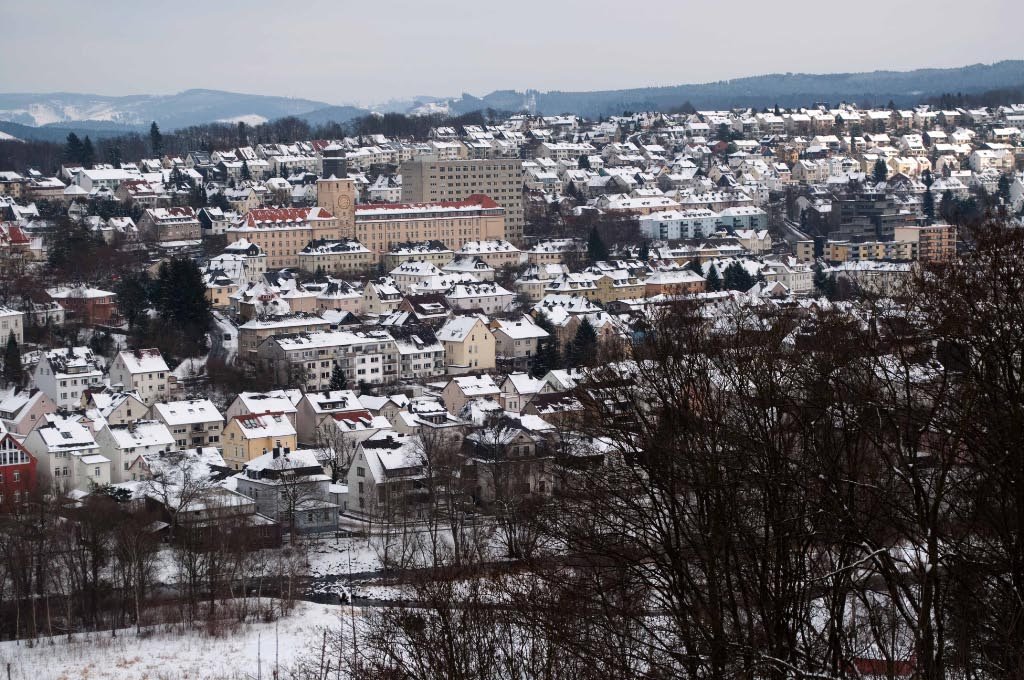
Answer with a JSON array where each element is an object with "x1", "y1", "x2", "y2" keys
[{"x1": 401, "y1": 159, "x2": 524, "y2": 244}]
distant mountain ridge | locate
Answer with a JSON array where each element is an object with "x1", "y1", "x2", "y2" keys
[
  {"x1": 447, "y1": 61, "x2": 1024, "y2": 117},
  {"x1": 2, "y1": 61, "x2": 1022, "y2": 142},
  {"x1": 0, "y1": 89, "x2": 332, "y2": 130}
]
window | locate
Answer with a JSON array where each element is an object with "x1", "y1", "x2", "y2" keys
[{"x1": 94, "y1": 467, "x2": 100, "y2": 477}]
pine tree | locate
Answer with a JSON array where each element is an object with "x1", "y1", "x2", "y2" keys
[
  {"x1": 153, "y1": 258, "x2": 212, "y2": 355},
  {"x1": 566, "y1": 317, "x2": 598, "y2": 368},
  {"x1": 922, "y1": 169, "x2": 935, "y2": 224},
  {"x1": 241, "y1": 160, "x2": 252, "y2": 181},
  {"x1": 329, "y1": 363, "x2": 348, "y2": 391},
  {"x1": 530, "y1": 311, "x2": 560, "y2": 378},
  {"x1": 65, "y1": 133, "x2": 84, "y2": 164},
  {"x1": 81, "y1": 136, "x2": 96, "y2": 168},
  {"x1": 150, "y1": 122, "x2": 164, "y2": 156},
  {"x1": 3, "y1": 333, "x2": 22, "y2": 387},
  {"x1": 997, "y1": 173, "x2": 1012, "y2": 203},
  {"x1": 587, "y1": 225, "x2": 608, "y2": 263},
  {"x1": 686, "y1": 258, "x2": 703, "y2": 275},
  {"x1": 723, "y1": 261, "x2": 755, "y2": 292},
  {"x1": 578, "y1": 155, "x2": 591, "y2": 170},
  {"x1": 872, "y1": 158, "x2": 888, "y2": 183},
  {"x1": 237, "y1": 121, "x2": 248, "y2": 147},
  {"x1": 638, "y1": 240, "x2": 650, "y2": 262},
  {"x1": 705, "y1": 265, "x2": 722, "y2": 292},
  {"x1": 939, "y1": 189, "x2": 957, "y2": 224}
]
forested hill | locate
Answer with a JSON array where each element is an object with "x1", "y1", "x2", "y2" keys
[{"x1": 451, "y1": 60, "x2": 1024, "y2": 116}]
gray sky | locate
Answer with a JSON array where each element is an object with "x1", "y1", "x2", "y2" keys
[{"x1": 2, "y1": 0, "x2": 1021, "y2": 105}]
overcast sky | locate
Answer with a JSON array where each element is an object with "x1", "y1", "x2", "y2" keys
[{"x1": 2, "y1": 0, "x2": 1021, "y2": 105}]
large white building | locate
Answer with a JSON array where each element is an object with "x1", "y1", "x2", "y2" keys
[{"x1": 639, "y1": 209, "x2": 720, "y2": 240}]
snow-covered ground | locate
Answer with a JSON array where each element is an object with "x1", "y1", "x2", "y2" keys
[
  {"x1": 0, "y1": 600, "x2": 348, "y2": 680},
  {"x1": 212, "y1": 312, "x2": 238, "y2": 363}
]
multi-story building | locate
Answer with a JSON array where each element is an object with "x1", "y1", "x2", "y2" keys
[
  {"x1": 436, "y1": 315, "x2": 496, "y2": 374},
  {"x1": 352, "y1": 197, "x2": 505, "y2": 255},
  {"x1": 258, "y1": 329, "x2": 400, "y2": 390},
  {"x1": 297, "y1": 239, "x2": 375, "y2": 276},
  {"x1": 94, "y1": 420, "x2": 175, "y2": 483},
  {"x1": 0, "y1": 306, "x2": 23, "y2": 344},
  {"x1": 222, "y1": 413, "x2": 298, "y2": 470},
  {"x1": 893, "y1": 224, "x2": 957, "y2": 262},
  {"x1": 23, "y1": 415, "x2": 106, "y2": 492},
  {"x1": 226, "y1": 207, "x2": 339, "y2": 269},
  {"x1": 384, "y1": 241, "x2": 456, "y2": 270},
  {"x1": 138, "y1": 207, "x2": 202, "y2": 242},
  {"x1": 108, "y1": 349, "x2": 170, "y2": 406},
  {"x1": 32, "y1": 347, "x2": 105, "y2": 410},
  {"x1": 150, "y1": 398, "x2": 225, "y2": 449},
  {"x1": 234, "y1": 448, "x2": 339, "y2": 534},
  {"x1": 0, "y1": 434, "x2": 37, "y2": 511},
  {"x1": 237, "y1": 314, "x2": 331, "y2": 362},
  {"x1": 401, "y1": 159, "x2": 525, "y2": 243}
]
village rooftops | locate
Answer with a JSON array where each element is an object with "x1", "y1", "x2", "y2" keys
[{"x1": 152, "y1": 399, "x2": 224, "y2": 426}]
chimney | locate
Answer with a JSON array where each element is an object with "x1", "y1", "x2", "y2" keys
[
  {"x1": 284, "y1": 447, "x2": 290, "y2": 456},
  {"x1": 272, "y1": 447, "x2": 280, "y2": 459}
]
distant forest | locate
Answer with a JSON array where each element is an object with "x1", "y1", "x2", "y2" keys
[{"x1": 0, "y1": 110, "x2": 501, "y2": 175}]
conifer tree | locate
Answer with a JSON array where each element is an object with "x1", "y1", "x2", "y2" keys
[
  {"x1": 3, "y1": 333, "x2": 22, "y2": 387},
  {"x1": 329, "y1": 363, "x2": 348, "y2": 391}
]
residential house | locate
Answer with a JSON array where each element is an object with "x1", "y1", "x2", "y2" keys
[
  {"x1": 108, "y1": 349, "x2": 170, "y2": 406},
  {"x1": 151, "y1": 398, "x2": 225, "y2": 449},
  {"x1": 0, "y1": 434, "x2": 38, "y2": 511},
  {"x1": 23, "y1": 414, "x2": 107, "y2": 492},
  {"x1": 222, "y1": 412, "x2": 298, "y2": 470},
  {"x1": 436, "y1": 315, "x2": 496, "y2": 374},
  {"x1": 32, "y1": 347, "x2": 105, "y2": 410}
]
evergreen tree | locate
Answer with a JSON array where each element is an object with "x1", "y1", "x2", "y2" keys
[
  {"x1": 153, "y1": 258, "x2": 212, "y2": 355},
  {"x1": 638, "y1": 240, "x2": 650, "y2": 262},
  {"x1": 329, "y1": 363, "x2": 348, "y2": 391},
  {"x1": 81, "y1": 136, "x2": 96, "y2": 168},
  {"x1": 115, "y1": 270, "x2": 152, "y2": 330},
  {"x1": 705, "y1": 265, "x2": 722, "y2": 292},
  {"x1": 939, "y1": 189, "x2": 957, "y2": 224},
  {"x1": 997, "y1": 173, "x2": 1012, "y2": 203},
  {"x1": 64, "y1": 133, "x2": 84, "y2": 164},
  {"x1": 922, "y1": 169, "x2": 935, "y2": 223},
  {"x1": 578, "y1": 155, "x2": 591, "y2": 170},
  {"x1": 872, "y1": 158, "x2": 888, "y2": 183},
  {"x1": 812, "y1": 263, "x2": 837, "y2": 299},
  {"x1": 237, "y1": 121, "x2": 248, "y2": 147},
  {"x1": 150, "y1": 122, "x2": 164, "y2": 156},
  {"x1": 686, "y1": 258, "x2": 703, "y2": 275},
  {"x1": 587, "y1": 225, "x2": 608, "y2": 263},
  {"x1": 723, "y1": 261, "x2": 755, "y2": 291},
  {"x1": 3, "y1": 333, "x2": 23, "y2": 387},
  {"x1": 241, "y1": 160, "x2": 252, "y2": 181},
  {"x1": 566, "y1": 317, "x2": 598, "y2": 368},
  {"x1": 530, "y1": 311, "x2": 560, "y2": 378}
]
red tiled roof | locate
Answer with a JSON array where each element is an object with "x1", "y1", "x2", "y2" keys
[
  {"x1": 354, "y1": 194, "x2": 500, "y2": 213},
  {"x1": 245, "y1": 206, "x2": 334, "y2": 226},
  {"x1": 0, "y1": 223, "x2": 30, "y2": 245},
  {"x1": 331, "y1": 409, "x2": 374, "y2": 423}
]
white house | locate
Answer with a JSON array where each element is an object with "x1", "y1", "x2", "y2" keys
[
  {"x1": 32, "y1": 347, "x2": 105, "y2": 410},
  {"x1": 108, "y1": 349, "x2": 170, "y2": 406},
  {"x1": 95, "y1": 420, "x2": 175, "y2": 483},
  {"x1": 23, "y1": 414, "x2": 107, "y2": 492}
]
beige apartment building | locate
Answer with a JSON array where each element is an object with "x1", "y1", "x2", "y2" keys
[
  {"x1": 401, "y1": 159, "x2": 525, "y2": 244},
  {"x1": 353, "y1": 197, "x2": 505, "y2": 256},
  {"x1": 893, "y1": 224, "x2": 957, "y2": 263},
  {"x1": 226, "y1": 207, "x2": 339, "y2": 269}
]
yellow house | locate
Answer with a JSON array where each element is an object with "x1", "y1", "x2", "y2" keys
[
  {"x1": 436, "y1": 315, "x2": 495, "y2": 374},
  {"x1": 591, "y1": 272, "x2": 646, "y2": 304},
  {"x1": 222, "y1": 413, "x2": 298, "y2": 470}
]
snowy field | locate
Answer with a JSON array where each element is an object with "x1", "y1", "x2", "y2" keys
[{"x1": 0, "y1": 600, "x2": 348, "y2": 680}]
